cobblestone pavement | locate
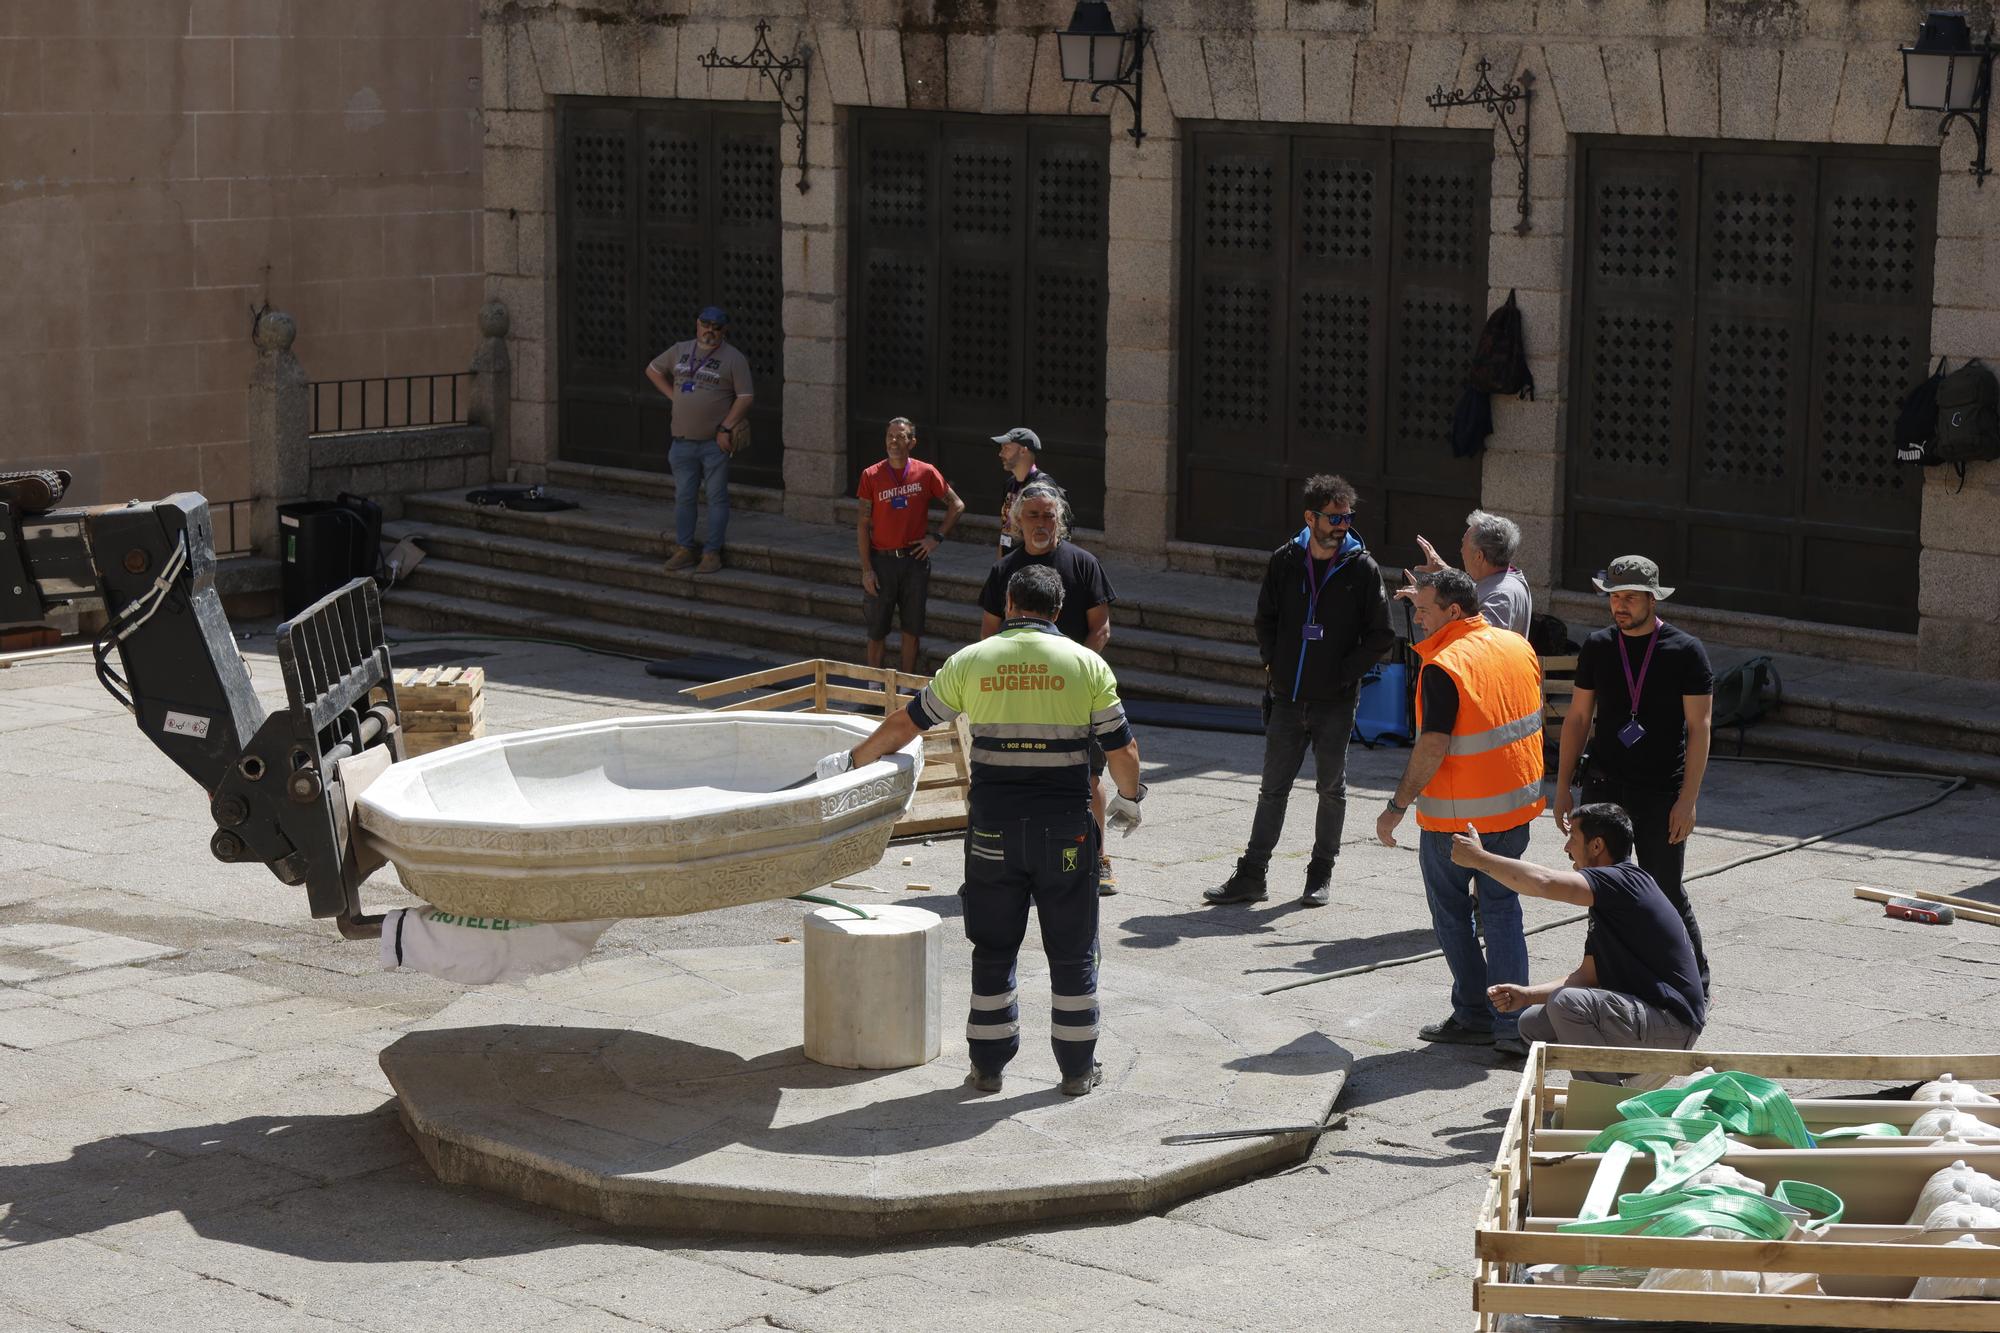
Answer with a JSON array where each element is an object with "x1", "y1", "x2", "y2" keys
[{"x1": 4, "y1": 634, "x2": 1997, "y2": 1332}]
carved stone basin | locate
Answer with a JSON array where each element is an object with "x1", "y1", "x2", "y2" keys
[{"x1": 356, "y1": 712, "x2": 922, "y2": 922}]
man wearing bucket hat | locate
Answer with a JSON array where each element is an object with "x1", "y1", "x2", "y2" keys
[
  {"x1": 1552, "y1": 554, "x2": 1715, "y2": 995},
  {"x1": 647, "y1": 305, "x2": 754, "y2": 574},
  {"x1": 993, "y1": 427, "x2": 1056, "y2": 560}
]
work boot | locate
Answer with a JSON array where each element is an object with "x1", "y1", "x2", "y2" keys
[
  {"x1": 1098, "y1": 854, "x2": 1117, "y2": 896},
  {"x1": 964, "y1": 1068, "x2": 1003, "y2": 1093},
  {"x1": 664, "y1": 547, "x2": 697, "y2": 572},
  {"x1": 1202, "y1": 859, "x2": 1268, "y2": 905},
  {"x1": 1301, "y1": 858, "x2": 1333, "y2": 907},
  {"x1": 1493, "y1": 1034, "x2": 1529, "y2": 1057},
  {"x1": 1418, "y1": 1016, "x2": 1495, "y2": 1046},
  {"x1": 1059, "y1": 1061, "x2": 1104, "y2": 1097},
  {"x1": 695, "y1": 551, "x2": 724, "y2": 574}
]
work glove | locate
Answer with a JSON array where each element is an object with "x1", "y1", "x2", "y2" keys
[
  {"x1": 815, "y1": 750, "x2": 855, "y2": 781},
  {"x1": 1105, "y1": 783, "x2": 1148, "y2": 837}
]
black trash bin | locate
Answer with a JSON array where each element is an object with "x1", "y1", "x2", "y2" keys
[{"x1": 278, "y1": 499, "x2": 373, "y2": 618}]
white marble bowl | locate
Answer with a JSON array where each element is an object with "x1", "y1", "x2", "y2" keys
[{"x1": 356, "y1": 712, "x2": 922, "y2": 921}]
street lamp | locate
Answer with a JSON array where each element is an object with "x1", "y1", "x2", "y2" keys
[
  {"x1": 1057, "y1": 1, "x2": 1152, "y2": 143},
  {"x1": 1901, "y1": 9, "x2": 1995, "y2": 185}
]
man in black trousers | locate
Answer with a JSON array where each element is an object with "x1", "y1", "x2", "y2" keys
[
  {"x1": 1552, "y1": 554, "x2": 1715, "y2": 994},
  {"x1": 1205, "y1": 474, "x2": 1393, "y2": 907}
]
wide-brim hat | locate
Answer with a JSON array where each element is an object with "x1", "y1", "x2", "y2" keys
[{"x1": 1592, "y1": 554, "x2": 1675, "y2": 599}]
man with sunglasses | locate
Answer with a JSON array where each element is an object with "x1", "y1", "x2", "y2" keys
[
  {"x1": 1205, "y1": 474, "x2": 1393, "y2": 907},
  {"x1": 647, "y1": 305, "x2": 754, "y2": 574}
]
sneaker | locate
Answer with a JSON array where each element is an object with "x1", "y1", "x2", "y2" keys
[
  {"x1": 1493, "y1": 1034, "x2": 1529, "y2": 1057},
  {"x1": 664, "y1": 547, "x2": 697, "y2": 572},
  {"x1": 1418, "y1": 1016, "x2": 1495, "y2": 1046},
  {"x1": 1202, "y1": 859, "x2": 1268, "y2": 905},
  {"x1": 1098, "y1": 854, "x2": 1117, "y2": 896},
  {"x1": 1058, "y1": 1062, "x2": 1103, "y2": 1097},
  {"x1": 1300, "y1": 859, "x2": 1332, "y2": 907},
  {"x1": 695, "y1": 551, "x2": 724, "y2": 574},
  {"x1": 964, "y1": 1068, "x2": 1003, "y2": 1093}
]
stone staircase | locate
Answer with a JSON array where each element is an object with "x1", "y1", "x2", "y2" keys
[{"x1": 379, "y1": 462, "x2": 2000, "y2": 783}]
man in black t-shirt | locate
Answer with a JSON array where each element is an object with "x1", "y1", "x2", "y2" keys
[
  {"x1": 978, "y1": 481, "x2": 1120, "y2": 891},
  {"x1": 1551, "y1": 554, "x2": 1715, "y2": 995},
  {"x1": 1451, "y1": 802, "x2": 1706, "y2": 1086}
]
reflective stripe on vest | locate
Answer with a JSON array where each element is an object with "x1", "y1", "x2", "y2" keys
[{"x1": 1412, "y1": 614, "x2": 1547, "y2": 833}]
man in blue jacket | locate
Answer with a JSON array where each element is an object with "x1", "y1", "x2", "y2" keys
[{"x1": 1205, "y1": 474, "x2": 1394, "y2": 906}]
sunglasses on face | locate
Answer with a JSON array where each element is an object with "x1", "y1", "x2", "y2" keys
[{"x1": 1312, "y1": 509, "x2": 1356, "y2": 526}]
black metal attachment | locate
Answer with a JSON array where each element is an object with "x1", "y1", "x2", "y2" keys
[
  {"x1": 701, "y1": 21, "x2": 813, "y2": 192},
  {"x1": 1900, "y1": 14, "x2": 1995, "y2": 187},
  {"x1": 1057, "y1": 2, "x2": 1153, "y2": 144},
  {"x1": 1427, "y1": 59, "x2": 1534, "y2": 234}
]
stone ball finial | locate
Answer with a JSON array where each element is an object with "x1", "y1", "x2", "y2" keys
[
  {"x1": 253, "y1": 308, "x2": 297, "y2": 352},
  {"x1": 479, "y1": 300, "x2": 510, "y2": 339}
]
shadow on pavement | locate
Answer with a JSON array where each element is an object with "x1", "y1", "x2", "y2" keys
[
  {"x1": 1115, "y1": 901, "x2": 1317, "y2": 951},
  {"x1": 1245, "y1": 926, "x2": 1440, "y2": 978}
]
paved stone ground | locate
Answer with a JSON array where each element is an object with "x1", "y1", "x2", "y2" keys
[{"x1": 4, "y1": 630, "x2": 1999, "y2": 1332}]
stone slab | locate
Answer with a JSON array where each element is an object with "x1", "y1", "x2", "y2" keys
[{"x1": 381, "y1": 946, "x2": 1349, "y2": 1237}]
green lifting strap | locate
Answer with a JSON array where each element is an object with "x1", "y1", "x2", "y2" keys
[
  {"x1": 1616, "y1": 1072, "x2": 1815, "y2": 1149},
  {"x1": 1816, "y1": 1123, "x2": 1904, "y2": 1141}
]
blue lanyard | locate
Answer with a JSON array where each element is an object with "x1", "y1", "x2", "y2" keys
[
  {"x1": 683, "y1": 344, "x2": 719, "y2": 382},
  {"x1": 1302, "y1": 550, "x2": 1341, "y2": 625}
]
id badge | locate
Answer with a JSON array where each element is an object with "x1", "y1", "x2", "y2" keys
[
  {"x1": 681, "y1": 381, "x2": 697, "y2": 393},
  {"x1": 890, "y1": 495, "x2": 908, "y2": 509},
  {"x1": 1618, "y1": 717, "x2": 1646, "y2": 747},
  {"x1": 1302, "y1": 623, "x2": 1325, "y2": 641}
]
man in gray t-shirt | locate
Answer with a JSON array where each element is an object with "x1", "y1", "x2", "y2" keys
[
  {"x1": 646, "y1": 305, "x2": 754, "y2": 574},
  {"x1": 1399, "y1": 508, "x2": 1533, "y2": 636}
]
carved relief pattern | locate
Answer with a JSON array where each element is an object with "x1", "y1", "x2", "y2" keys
[
  {"x1": 720, "y1": 247, "x2": 781, "y2": 380},
  {"x1": 571, "y1": 130, "x2": 627, "y2": 220},
  {"x1": 946, "y1": 265, "x2": 1013, "y2": 402},
  {"x1": 1195, "y1": 281, "x2": 1272, "y2": 425},
  {"x1": 1395, "y1": 296, "x2": 1471, "y2": 448},
  {"x1": 1297, "y1": 291, "x2": 1370, "y2": 439},
  {"x1": 1300, "y1": 160, "x2": 1374, "y2": 262},
  {"x1": 948, "y1": 145, "x2": 1017, "y2": 238},
  {"x1": 1034, "y1": 143, "x2": 1103, "y2": 244},
  {"x1": 575, "y1": 235, "x2": 628, "y2": 364},
  {"x1": 1708, "y1": 186, "x2": 1796, "y2": 290},
  {"x1": 1819, "y1": 328, "x2": 1914, "y2": 492},
  {"x1": 1826, "y1": 191, "x2": 1923, "y2": 299},
  {"x1": 866, "y1": 145, "x2": 930, "y2": 230},
  {"x1": 718, "y1": 132, "x2": 778, "y2": 226},
  {"x1": 646, "y1": 242, "x2": 703, "y2": 353},
  {"x1": 1202, "y1": 155, "x2": 1276, "y2": 253},
  {"x1": 1397, "y1": 166, "x2": 1479, "y2": 268},
  {"x1": 644, "y1": 130, "x2": 700, "y2": 222},
  {"x1": 862, "y1": 257, "x2": 929, "y2": 393},
  {"x1": 1700, "y1": 320, "x2": 1790, "y2": 481},
  {"x1": 1029, "y1": 269, "x2": 1103, "y2": 414},
  {"x1": 1595, "y1": 178, "x2": 1680, "y2": 285},
  {"x1": 1589, "y1": 311, "x2": 1676, "y2": 470}
]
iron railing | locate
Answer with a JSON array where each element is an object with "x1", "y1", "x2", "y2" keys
[{"x1": 309, "y1": 372, "x2": 474, "y2": 436}]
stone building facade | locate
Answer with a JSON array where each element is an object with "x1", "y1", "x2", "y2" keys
[
  {"x1": 0, "y1": 1, "x2": 485, "y2": 554},
  {"x1": 482, "y1": 0, "x2": 1999, "y2": 677}
]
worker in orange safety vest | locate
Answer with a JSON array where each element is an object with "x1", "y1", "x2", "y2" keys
[{"x1": 1375, "y1": 567, "x2": 1546, "y2": 1057}]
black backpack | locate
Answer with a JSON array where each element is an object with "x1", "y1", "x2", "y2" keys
[
  {"x1": 1466, "y1": 289, "x2": 1534, "y2": 400},
  {"x1": 1712, "y1": 654, "x2": 1780, "y2": 754},
  {"x1": 1893, "y1": 358, "x2": 1947, "y2": 466},
  {"x1": 1935, "y1": 358, "x2": 2000, "y2": 484}
]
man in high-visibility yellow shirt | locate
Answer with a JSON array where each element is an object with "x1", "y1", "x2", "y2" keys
[
  {"x1": 1375, "y1": 568, "x2": 1546, "y2": 1057},
  {"x1": 820, "y1": 565, "x2": 1145, "y2": 1097}
]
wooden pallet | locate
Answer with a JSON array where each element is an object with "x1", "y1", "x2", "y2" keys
[
  {"x1": 393, "y1": 666, "x2": 485, "y2": 757},
  {"x1": 1477, "y1": 1044, "x2": 2000, "y2": 1331},
  {"x1": 680, "y1": 658, "x2": 969, "y2": 838}
]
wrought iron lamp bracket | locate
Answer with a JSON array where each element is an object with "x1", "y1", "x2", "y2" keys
[
  {"x1": 1085, "y1": 22, "x2": 1154, "y2": 144},
  {"x1": 1426, "y1": 59, "x2": 1534, "y2": 234},
  {"x1": 1932, "y1": 43, "x2": 1995, "y2": 186},
  {"x1": 701, "y1": 21, "x2": 814, "y2": 192}
]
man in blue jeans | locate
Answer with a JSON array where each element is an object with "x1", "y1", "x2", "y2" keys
[{"x1": 646, "y1": 305, "x2": 754, "y2": 574}]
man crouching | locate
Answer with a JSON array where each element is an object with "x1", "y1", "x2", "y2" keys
[{"x1": 1450, "y1": 802, "x2": 1706, "y2": 1086}]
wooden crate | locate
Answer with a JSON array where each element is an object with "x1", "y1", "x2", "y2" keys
[
  {"x1": 680, "y1": 658, "x2": 969, "y2": 837},
  {"x1": 1476, "y1": 1045, "x2": 2000, "y2": 1331},
  {"x1": 393, "y1": 666, "x2": 486, "y2": 757}
]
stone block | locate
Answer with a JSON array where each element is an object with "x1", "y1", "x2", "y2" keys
[
  {"x1": 1921, "y1": 473, "x2": 2000, "y2": 556},
  {"x1": 482, "y1": 210, "x2": 518, "y2": 276},
  {"x1": 1543, "y1": 43, "x2": 1614, "y2": 135},
  {"x1": 1830, "y1": 45, "x2": 1898, "y2": 145},
  {"x1": 490, "y1": 275, "x2": 546, "y2": 343},
  {"x1": 784, "y1": 335, "x2": 839, "y2": 387},
  {"x1": 1204, "y1": 35, "x2": 1258, "y2": 121},
  {"x1": 1774, "y1": 46, "x2": 1844, "y2": 143},
  {"x1": 945, "y1": 33, "x2": 987, "y2": 113},
  {"x1": 568, "y1": 18, "x2": 608, "y2": 97},
  {"x1": 1351, "y1": 40, "x2": 1409, "y2": 125},
  {"x1": 1537, "y1": 0, "x2": 1704, "y2": 38},
  {"x1": 1101, "y1": 485, "x2": 1172, "y2": 554},
  {"x1": 1932, "y1": 306, "x2": 1998, "y2": 360},
  {"x1": 1146, "y1": 0, "x2": 1286, "y2": 28},
  {"x1": 803, "y1": 905, "x2": 942, "y2": 1070},
  {"x1": 1108, "y1": 176, "x2": 1176, "y2": 243},
  {"x1": 1301, "y1": 36, "x2": 1358, "y2": 123},
  {"x1": 984, "y1": 32, "x2": 1036, "y2": 115},
  {"x1": 1718, "y1": 46, "x2": 1780, "y2": 140},
  {"x1": 1513, "y1": 287, "x2": 1564, "y2": 362},
  {"x1": 1108, "y1": 239, "x2": 1173, "y2": 298},
  {"x1": 484, "y1": 143, "x2": 546, "y2": 214},
  {"x1": 1920, "y1": 616, "x2": 2000, "y2": 681},
  {"x1": 1937, "y1": 171, "x2": 1992, "y2": 242},
  {"x1": 600, "y1": 21, "x2": 642, "y2": 97},
  {"x1": 784, "y1": 380, "x2": 837, "y2": 428},
  {"x1": 1021, "y1": 30, "x2": 1068, "y2": 115},
  {"x1": 1477, "y1": 448, "x2": 1562, "y2": 517},
  {"x1": 676, "y1": 21, "x2": 715, "y2": 100},
  {"x1": 518, "y1": 212, "x2": 549, "y2": 278},
  {"x1": 1107, "y1": 347, "x2": 1172, "y2": 404},
  {"x1": 1510, "y1": 511, "x2": 1559, "y2": 588},
  {"x1": 1930, "y1": 236, "x2": 1995, "y2": 312},
  {"x1": 1152, "y1": 31, "x2": 1215, "y2": 121},
  {"x1": 1400, "y1": 38, "x2": 1465, "y2": 128},
  {"x1": 1601, "y1": 43, "x2": 1664, "y2": 136},
  {"x1": 638, "y1": 23, "x2": 678, "y2": 99},
  {"x1": 781, "y1": 226, "x2": 838, "y2": 297},
  {"x1": 817, "y1": 25, "x2": 868, "y2": 106},
  {"x1": 1707, "y1": 0, "x2": 1806, "y2": 43},
  {"x1": 1660, "y1": 44, "x2": 1720, "y2": 138},
  {"x1": 1104, "y1": 433, "x2": 1174, "y2": 494},
  {"x1": 1399, "y1": 0, "x2": 1536, "y2": 32},
  {"x1": 1286, "y1": 0, "x2": 1374, "y2": 32},
  {"x1": 784, "y1": 445, "x2": 845, "y2": 499},
  {"x1": 1253, "y1": 35, "x2": 1305, "y2": 124},
  {"x1": 1107, "y1": 396, "x2": 1172, "y2": 439},
  {"x1": 862, "y1": 28, "x2": 907, "y2": 107},
  {"x1": 1107, "y1": 291, "x2": 1174, "y2": 352},
  {"x1": 1918, "y1": 546, "x2": 2000, "y2": 620},
  {"x1": 1487, "y1": 233, "x2": 1562, "y2": 292},
  {"x1": 779, "y1": 403, "x2": 838, "y2": 454},
  {"x1": 511, "y1": 397, "x2": 548, "y2": 467},
  {"x1": 708, "y1": 23, "x2": 762, "y2": 102},
  {"x1": 902, "y1": 31, "x2": 946, "y2": 111},
  {"x1": 524, "y1": 18, "x2": 573, "y2": 96}
]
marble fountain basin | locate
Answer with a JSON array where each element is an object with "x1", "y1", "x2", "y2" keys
[{"x1": 356, "y1": 712, "x2": 922, "y2": 922}]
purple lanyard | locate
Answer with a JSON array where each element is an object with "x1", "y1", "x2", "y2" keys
[
  {"x1": 1303, "y1": 551, "x2": 1339, "y2": 623},
  {"x1": 1618, "y1": 619, "x2": 1662, "y2": 719},
  {"x1": 684, "y1": 345, "x2": 718, "y2": 383}
]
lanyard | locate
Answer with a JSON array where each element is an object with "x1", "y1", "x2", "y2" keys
[
  {"x1": 1302, "y1": 548, "x2": 1341, "y2": 624},
  {"x1": 683, "y1": 343, "x2": 719, "y2": 383},
  {"x1": 1618, "y1": 618, "x2": 1662, "y2": 720}
]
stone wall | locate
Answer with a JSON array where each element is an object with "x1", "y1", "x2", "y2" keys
[
  {"x1": 309, "y1": 425, "x2": 494, "y2": 520},
  {"x1": 0, "y1": 1, "x2": 486, "y2": 518},
  {"x1": 482, "y1": 0, "x2": 1999, "y2": 676}
]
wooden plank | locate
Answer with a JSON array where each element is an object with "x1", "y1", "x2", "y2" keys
[
  {"x1": 680, "y1": 660, "x2": 830, "y2": 700},
  {"x1": 1477, "y1": 1229, "x2": 2000, "y2": 1278},
  {"x1": 1475, "y1": 1281, "x2": 2000, "y2": 1330},
  {"x1": 712, "y1": 682, "x2": 821, "y2": 713},
  {"x1": 1541, "y1": 1045, "x2": 2000, "y2": 1080},
  {"x1": 1853, "y1": 885, "x2": 2000, "y2": 927}
]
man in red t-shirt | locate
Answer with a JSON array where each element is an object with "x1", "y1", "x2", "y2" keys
[{"x1": 856, "y1": 417, "x2": 965, "y2": 671}]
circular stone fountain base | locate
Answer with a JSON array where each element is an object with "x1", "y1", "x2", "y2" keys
[{"x1": 380, "y1": 943, "x2": 1350, "y2": 1237}]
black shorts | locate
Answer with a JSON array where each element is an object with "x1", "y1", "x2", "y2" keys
[{"x1": 864, "y1": 549, "x2": 931, "y2": 639}]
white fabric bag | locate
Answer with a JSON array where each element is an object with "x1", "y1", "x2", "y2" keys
[{"x1": 380, "y1": 906, "x2": 614, "y2": 984}]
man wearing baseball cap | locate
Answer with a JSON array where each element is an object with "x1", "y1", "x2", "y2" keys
[
  {"x1": 1551, "y1": 554, "x2": 1715, "y2": 996},
  {"x1": 994, "y1": 427, "x2": 1056, "y2": 560},
  {"x1": 647, "y1": 305, "x2": 754, "y2": 574}
]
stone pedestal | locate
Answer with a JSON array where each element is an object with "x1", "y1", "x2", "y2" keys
[{"x1": 803, "y1": 904, "x2": 942, "y2": 1070}]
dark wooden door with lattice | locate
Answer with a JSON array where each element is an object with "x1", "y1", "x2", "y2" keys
[
  {"x1": 1567, "y1": 139, "x2": 1935, "y2": 630},
  {"x1": 847, "y1": 111, "x2": 1108, "y2": 530},
  {"x1": 556, "y1": 99, "x2": 785, "y2": 488},
  {"x1": 1178, "y1": 125, "x2": 1490, "y2": 554}
]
